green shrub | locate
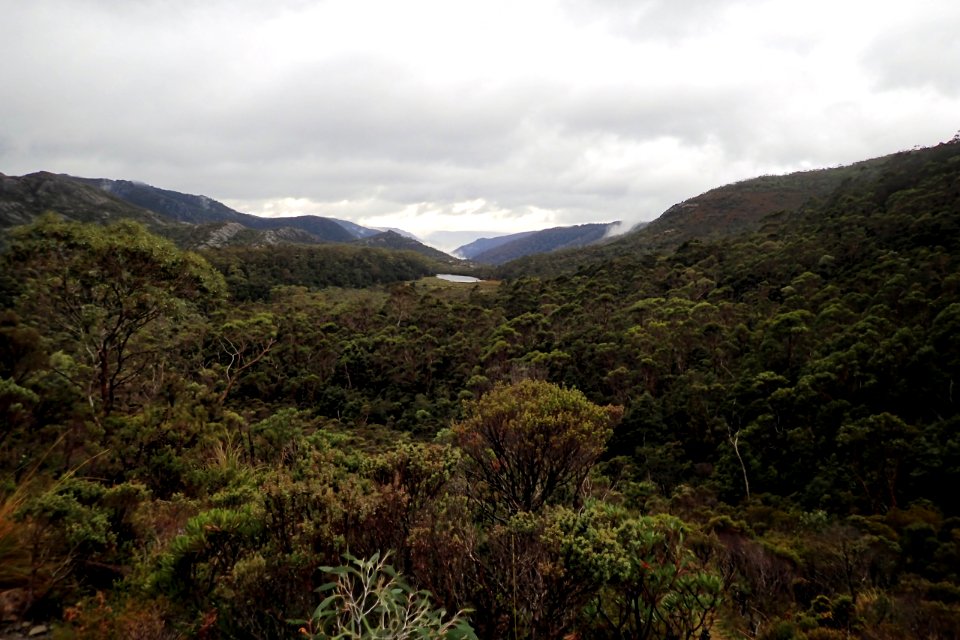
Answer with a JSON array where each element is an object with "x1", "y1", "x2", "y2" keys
[
  {"x1": 758, "y1": 619, "x2": 805, "y2": 640},
  {"x1": 295, "y1": 552, "x2": 476, "y2": 639},
  {"x1": 148, "y1": 505, "x2": 264, "y2": 607}
]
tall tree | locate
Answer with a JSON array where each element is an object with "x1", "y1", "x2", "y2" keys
[{"x1": 8, "y1": 216, "x2": 225, "y2": 416}]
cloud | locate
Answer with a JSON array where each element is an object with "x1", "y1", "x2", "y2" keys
[
  {"x1": 560, "y1": 0, "x2": 729, "y2": 41},
  {"x1": 862, "y1": 4, "x2": 960, "y2": 98},
  {"x1": 1, "y1": 0, "x2": 959, "y2": 239}
]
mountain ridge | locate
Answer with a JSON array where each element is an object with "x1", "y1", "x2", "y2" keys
[
  {"x1": 0, "y1": 173, "x2": 455, "y2": 260},
  {"x1": 454, "y1": 231, "x2": 538, "y2": 259},
  {"x1": 0, "y1": 171, "x2": 170, "y2": 230},
  {"x1": 464, "y1": 222, "x2": 621, "y2": 265},
  {"x1": 73, "y1": 177, "x2": 359, "y2": 243},
  {"x1": 5, "y1": 140, "x2": 956, "y2": 268},
  {"x1": 351, "y1": 229, "x2": 460, "y2": 264},
  {"x1": 493, "y1": 143, "x2": 955, "y2": 277}
]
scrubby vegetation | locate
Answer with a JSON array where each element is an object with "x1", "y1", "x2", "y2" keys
[{"x1": 1, "y1": 140, "x2": 959, "y2": 638}]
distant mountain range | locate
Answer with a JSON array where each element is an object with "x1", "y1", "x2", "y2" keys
[
  {"x1": 6, "y1": 141, "x2": 931, "y2": 271},
  {"x1": 71, "y1": 177, "x2": 363, "y2": 243},
  {"x1": 0, "y1": 171, "x2": 171, "y2": 230},
  {"x1": 352, "y1": 229, "x2": 457, "y2": 263},
  {"x1": 0, "y1": 172, "x2": 632, "y2": 265},
  {"x1": 454, "y1": 231, "x2": 538, "y2": 259},
  {"x1": 0, "y1": 172, "x2": 461, "y2": 262},
  {"x1": 455, "y1": 222, "x2": 622, "y2": 265}
]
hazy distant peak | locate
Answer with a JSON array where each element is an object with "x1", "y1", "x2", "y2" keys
[
  {"x1": 377, "y1": 227, "x2": 420, "y2": 241},
  {"x1": 456, "y1": 222, "x2": 619, "y2": 264}
]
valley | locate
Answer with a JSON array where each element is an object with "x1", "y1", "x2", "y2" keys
[{"x1": 1, "y1": 139, "x2": 959, "y2": 639}]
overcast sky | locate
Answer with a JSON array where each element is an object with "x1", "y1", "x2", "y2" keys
[{"x1": 2, "y1": 0, "x2": 958, "y2": 249}]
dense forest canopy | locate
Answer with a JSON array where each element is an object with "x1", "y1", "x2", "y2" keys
[{"x1": 1, "y1": 140, "x2": 959, "y2": 639}]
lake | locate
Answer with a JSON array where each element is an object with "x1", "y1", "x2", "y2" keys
[{"x1": 435, "y1": 274, "x2": 482, "y2": 283}]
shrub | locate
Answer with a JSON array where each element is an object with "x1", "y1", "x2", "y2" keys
[{"x1": 295, "y1": 552, "x2": 476, "y2": 639}]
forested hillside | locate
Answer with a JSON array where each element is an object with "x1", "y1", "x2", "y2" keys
[
  {"x1": 0, "y1": 174, "x2": 427, "y2": 252},
  {"x1": 0, "y1": 173, "x2": 339, "y2": 250},
  {"x1": 73, "y1": 177, "x2": 360, "y2": 242},
  {"x1": 348, "y1": 230, "x2": 460, "y2": 264},
  {"x1": 201, "y1": 242, "x2": 451, "y2": 301},
  {"x1": 1, "y1": 140, "x2": 959, "y2": 639},
  {"x1": 0, "y1": 172, "x2": 171, "y2": 231}
]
